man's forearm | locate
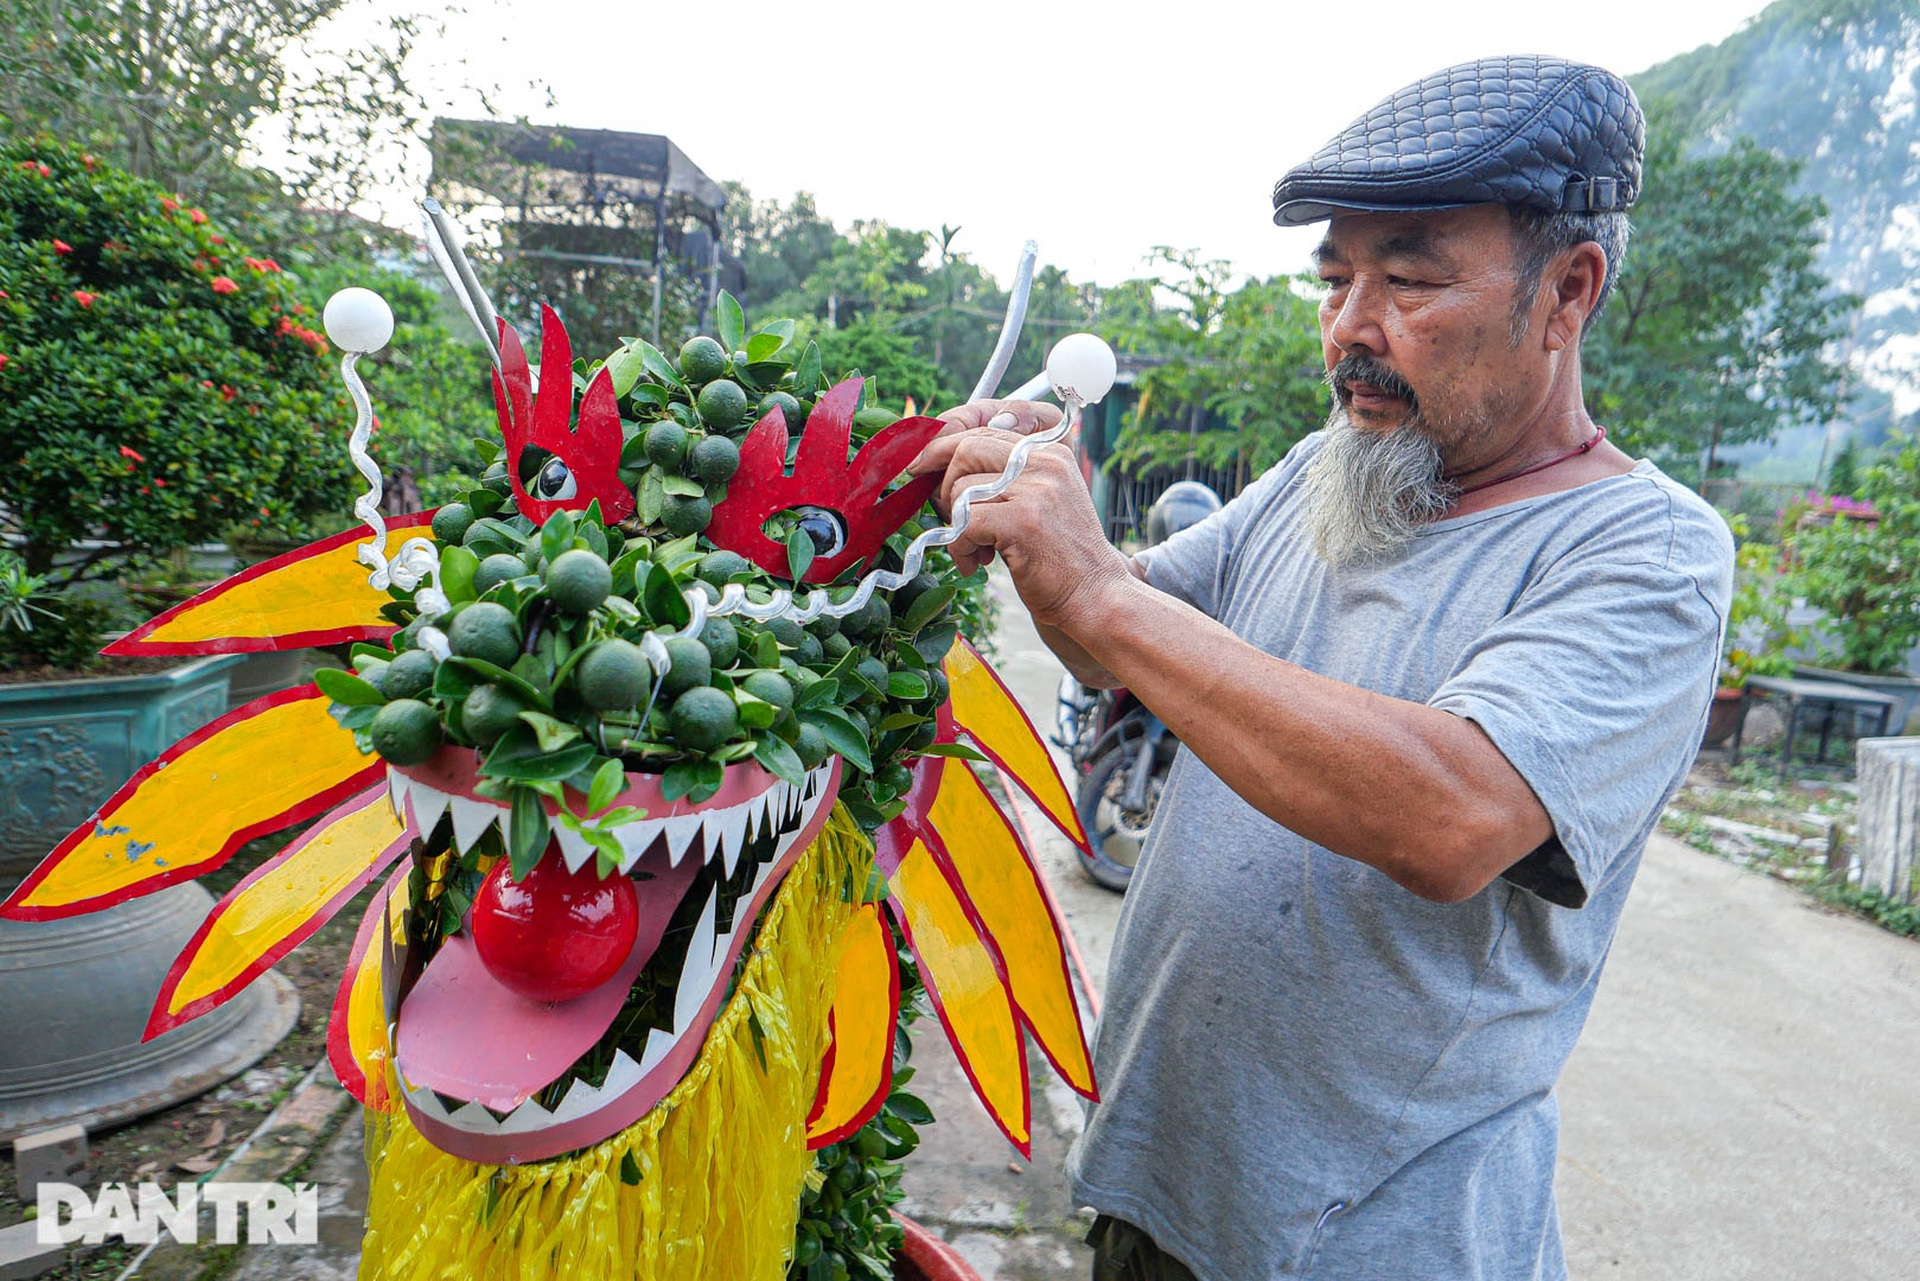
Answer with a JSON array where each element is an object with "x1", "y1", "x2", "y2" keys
[
  {"x1": 1052, "y1": 573, "x2": 1552, "y2": 902},
  {"x1": 1032, "y1": 557, "x2": 1146, "y2": 688}
]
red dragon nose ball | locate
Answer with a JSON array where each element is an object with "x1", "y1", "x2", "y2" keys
[{"x1": 471, "y1": 851, "x2": 640, "y2": 1002}]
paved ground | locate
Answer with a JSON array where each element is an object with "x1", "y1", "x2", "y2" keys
[{"x1": 149, "y1": 574, "x2": 1920, "y2": 1277}]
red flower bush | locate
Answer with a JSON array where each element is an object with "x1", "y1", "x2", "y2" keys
[{"x1": 0, "y1": 137, "x2": 350, "y2": 579}]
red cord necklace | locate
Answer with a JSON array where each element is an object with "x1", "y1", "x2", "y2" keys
[{"x1": 1452, "y1": 425, "x2": 1607, "y2": 496}]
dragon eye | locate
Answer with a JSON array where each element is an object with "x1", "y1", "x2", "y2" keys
[
  {"x1": 793, "y1": 506, "x2": 846, "y2": 558},
  {"x1": 534, "y1": 456, "x2": 577, "y2": 501}
]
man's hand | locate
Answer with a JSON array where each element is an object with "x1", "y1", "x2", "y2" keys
[{"x1": 908, "y1": 399, "x2": 1131, "y2": 632}]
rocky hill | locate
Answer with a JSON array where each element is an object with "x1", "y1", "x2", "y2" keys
[{"x1": 1635, "y1": 0, "x2": 1920, "y2": 463}]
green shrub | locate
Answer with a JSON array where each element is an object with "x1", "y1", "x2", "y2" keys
[
  {"x1": 0, "y1": 136, "x2": 351, "y2": 581},
  {"x1": 1786, "y1": 437, "x2": 1920, "y2": 674}
]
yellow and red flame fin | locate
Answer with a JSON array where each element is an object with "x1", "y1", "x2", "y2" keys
[
  {"x1": 920, "y1": 756, "x2": 1095, "y2": 1099},
  {"x1": 942, "y1": 637, "x2": 1089, "y2": 852},
  {"x1": 330, "y1": 863, "x2": 411, "y2": 1112},
  {"x1": 0, "y1": 685, "x2": 382, "y2": 921},
  {"x1": 880, "y1": 832, "x2": 1031, "y2": 1153},
  {"x1": 145, "y1": 784, "x2": 412, "y2": 1039},
  {"x1": 104, "y1": 513, "x2": 435, "y2": 656},
  {"x1": 806, "y1": 901, "x2": 899, "y2": 1149}
]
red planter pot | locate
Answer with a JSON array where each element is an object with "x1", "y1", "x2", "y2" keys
[
  {"x1": 1703, "y1": 686, "x2": 1744, "y2": 747},
  {"x1": 895, "y1": 1214, "x2": 982, "y2": 1281}
]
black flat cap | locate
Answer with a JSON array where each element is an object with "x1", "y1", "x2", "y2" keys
[{"x1": 1271, "y1": 55, "x2": 1644, "y2": 226}]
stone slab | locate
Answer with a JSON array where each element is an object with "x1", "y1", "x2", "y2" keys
[
  {"x1": 10, "y1": 1124, "x2": 86, "y2": 1209},
  {"x1": 0, "y1": 1222, "x2": 60, "y2": 1281}
]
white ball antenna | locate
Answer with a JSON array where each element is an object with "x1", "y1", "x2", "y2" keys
[
  {"x1": 324, "y1": 287, "x2": 395, "y2": 354},
  {"x1": 1046, "y1": 332, "x2": 1117, "y2": 406}
]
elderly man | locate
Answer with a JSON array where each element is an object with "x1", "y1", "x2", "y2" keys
[{"x1": 914, "y1": 56, "x2": 1733, "y2": 1280}]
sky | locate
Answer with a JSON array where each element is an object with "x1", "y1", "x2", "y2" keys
[{"x1": 335, "y1": 0, "x2": 1779, "y2": 289}]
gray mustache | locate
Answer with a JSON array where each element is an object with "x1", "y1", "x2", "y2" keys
[{"x1": 1327, "y1": 356, "x2": 1418, "y2": 408}]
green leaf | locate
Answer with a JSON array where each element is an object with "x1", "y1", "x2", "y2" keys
[
  {"x1": 637, "y1": 467, "x2": 665, "y2": 525},
  {"x1": 467, "y1": 487, "x2": 506, "y2": 518},
  {"x1": 433, "y1": 661, "x2": 478, "y2": 700},
  {"x1": 877, "y1": 711, "x2": 927, "y2": 732},
  {"x1": 912, "y1": 622, "x2": 959, "y2": 667},
  {"x1": 508, "y1": 786, "x2": 549, "y2": 879},
  {"x1": 660, "y1": 474, "x2": 706, "y2": 498},
  {"x1": 605, "y1": 345, "x2": 644, "y2": 397},
  {"x1": 793, "y1": 678, "x2": 840, "y2": 710},
  {"x1": 640, "y1": 563, "x2": 691, "y2": 627},
  {"x1": 587, "y1": 758, "x2": 626, "y2": 814},
  {"x1": 329, "y1": 703, "x2": 379, "y2": 731},
  {"x1": 619, "y1": 1150, "x2": 643, "y2": 1186},
  {"x1": 801, "y1": 708, "x2": 873, "y2": 773},
  {"x1": 628, "y1": 383, "x2": 669, "y2": 409},
  {"x1": 716, "y1": 292, "x2": 745, "y2": 354},
  {"x1": 315, "y1": 667, "x2": 386, "y2": 706},
  {"x1": 635, "y1": 339, "x2": 682, "y2": 387},
  {"x1": 540, "y1": 509, "x2": 576, "y2": 563},
  {"x1": 511, "y1": 653, "x2": 553, "y2": 700},
  {"x1": 448, "y1": 656, "x2": 550, "y2": 709},
  {"x1": 786, "y1": 528, "x2": 815, "y2": 582},
  {"x1": 439, "y1": 545, "x2": 480, "y2": 603},
  {"x1": 753, "y1": 629, "x2": 781, "y2": 668},
  {"x1": 735, "y1": 691, "x2": 776, "y2": 730},
  {"x1": 518, "y1": 710, "x2": 583, "y2": 752},
  {"x1": 796, "y1": 340, "x2": 822, "y2": 393},
  {"x1": 662, "y1": 757, "x2": 726, "y2": 804},
  {"x1": 482, "y1": 724, "x2": 596, "y2": 782},
  {"x1": 901, "y1": 583, "x2": 958, "y2": 634},
  {"x1": 886, "y1": 1091, "x2": 934, "y2": 1124},
  {"x1": 915, "y1": 742, "x2": 988, "y2": 762},
  {"x1": 886, "y1": 671, "x2": 930, "y2": 701},
  {"x1": 753, "y1": 733, "x2": 805, "y2": 787},
  {"x1": 745, "y1": 332, "x2": 784, "y2": 363}
]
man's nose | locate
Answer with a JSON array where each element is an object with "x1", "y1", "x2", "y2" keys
[{"x1": 1326, "y1": 279, "x2": 1388, "y2": 356}]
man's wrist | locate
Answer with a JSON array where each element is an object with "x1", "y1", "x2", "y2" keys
[{"x1": 1049, "y1": 552, "x2": 1147, "y2": 653}]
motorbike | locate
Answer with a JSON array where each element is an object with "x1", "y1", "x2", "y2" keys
[{"x1": 1053, "y1": 481, "x2": 1222, "y2": 891}]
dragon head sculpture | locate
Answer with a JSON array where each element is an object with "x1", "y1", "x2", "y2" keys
[{"x1": 13, "y1": 290, "x2": 1101, "y2": 1276}]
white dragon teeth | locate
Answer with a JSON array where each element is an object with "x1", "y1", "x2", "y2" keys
[
  {"x1": 448, "y1": 795, "x2": 499, "y2": 853},
  {"x1": 553, "y1": 823, "x2": 595, "y2": 872},
  {"x1": 409, "y1": 779, "x2": 452, "y2": 837},
  {"x1": 661, "y1": 813, "x2": 703, "y2": 868},
  {"x1": 637, "y1": 1028, "x2": 673, "y2": 1076},
  {"x1": 709, "y1": 804, "x2": 750, "y2": 876},
  {"x1": 674, "y1": 889, "x2": 719, "y2": 1035},
  {"x1": 387, "y1": 771, "x2": 412, "y2": 824}
]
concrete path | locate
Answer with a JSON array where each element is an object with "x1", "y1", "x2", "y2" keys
[
  {"x1": 200, "y1": 574, "x2": 1920, "y2": 1279},
  {"x1": 1557, "y1": 838, "x2": 1920, "y2": 1279}
]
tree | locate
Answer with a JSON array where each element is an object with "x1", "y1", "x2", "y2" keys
[
  {"x1": 0, "y1": 0, "x2": 507, "y2": 263},
  {"x1": 1582, "y1": 108, "x2": 1855, "y2": 483},
  {"x1": 0, "y1": 138, "x2": 351, "y2": 579},
  {"x1": 1106, "y1": 249, "x2": 1328, "y2": 479}
]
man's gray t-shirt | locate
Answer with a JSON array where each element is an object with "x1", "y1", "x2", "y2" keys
[{"x1": 1066, "y1": 434, "x2": 1732, "y2": 1280}]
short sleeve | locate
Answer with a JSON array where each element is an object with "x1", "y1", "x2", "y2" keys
[
  {"x1": 1428, "y1": 488, "x2": 1733, "y2": 908},
  {"x1": 1138, "y1": 439, "x2": 1317, "y2": 619}
]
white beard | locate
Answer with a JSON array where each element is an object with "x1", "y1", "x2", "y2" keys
[{"x1": 1301, "y1": 407, "x2": 1458, "y2": 568}]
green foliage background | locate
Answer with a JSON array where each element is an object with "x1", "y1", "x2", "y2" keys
[{"x1": 0, "y1": 136, "x2": 351, "y2": 580}]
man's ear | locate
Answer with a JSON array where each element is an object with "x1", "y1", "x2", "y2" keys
[{"x1": 1543, "y1": 242, "x2": 1607, "y2": 351}]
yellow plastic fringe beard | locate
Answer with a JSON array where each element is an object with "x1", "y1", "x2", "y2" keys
[{"x1": 358, "y1": 805, "x2": 874, "y2": 1281}]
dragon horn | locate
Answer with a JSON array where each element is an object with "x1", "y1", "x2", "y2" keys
[{"x1": 420, "y1": 198, "x2": 502, "y2": 370}]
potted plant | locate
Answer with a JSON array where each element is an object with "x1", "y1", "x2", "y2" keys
[
  {"x1": 0, "y1": 136, "x2": 355, "y2": 1134},
  {"x1": 1785, "y1": 438, "x2": 1920, "y2": 731},
  {"x1": 1708, "y1": 515, "x2": 1802, "y2": 745}
]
